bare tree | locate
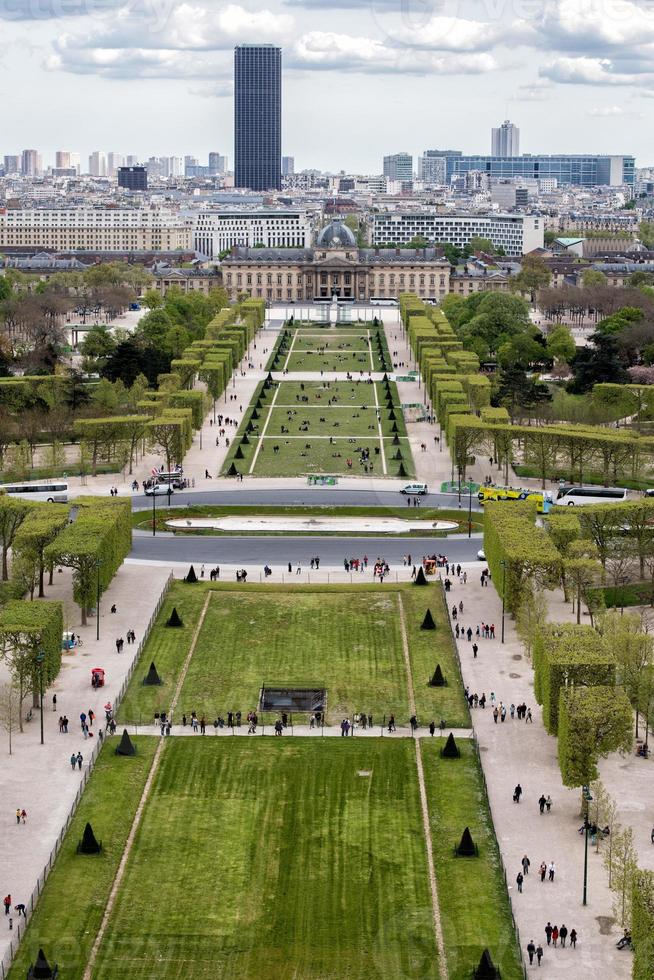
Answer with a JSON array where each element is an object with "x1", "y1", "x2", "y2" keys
[{"x1": 0, "y1": 681, "x2": 19, "y2": 754}]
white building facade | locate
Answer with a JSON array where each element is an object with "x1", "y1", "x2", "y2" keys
[
  {"x1": 0, "y1": 208, "x2": 192, "y2": 251},
  {"x1": 371, "y1": 212, "x2": 543, "y2": 256},
  {"x1": 194, "y1": 210, "x2": 311, "y2": 258}
]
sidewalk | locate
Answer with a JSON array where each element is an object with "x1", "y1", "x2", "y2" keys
[
  {"x1": 0, "y1": 563, "x2": 171, "y2": 968},
  {"x1": 447, "y1": 571, "x2": 653, "y2": 977}
]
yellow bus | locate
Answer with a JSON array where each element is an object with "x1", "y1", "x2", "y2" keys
[{"x1": 477, "y1": 485, "x2": 553, "y2": 513}]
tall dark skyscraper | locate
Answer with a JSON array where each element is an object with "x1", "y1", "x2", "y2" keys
[{"x1": 234, "y1": 44, "x2": 281, "y2": 191}]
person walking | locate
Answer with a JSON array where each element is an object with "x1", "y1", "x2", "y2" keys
[
  {"x1": 3, "y1": 895, "x2": 10, "y2": 916},
  {"x1": 548, "y1": 861, "x2": 556, "y2": 882},
  {"x1": 560, "y1": 924, "x2": 568, "y2": 948},
  {"x1": 14, "y1": 903, "x2": 25, "y2": 918},
  {"x1": 539, "y1": 794, "x2": 547, "y2": 814},
  {"x1": 545, "y1": 922, "x2": 553, "y2": 946},
  {"x1": 76, "y1": 752, "x2": 83, "y2": 770},
  {"x1": 516, "y1": 871, "x2": 523, "y2": 893},
  {"x1": 472, "y1": 642, "x2": 478, "y2": 658},
  {"x1": 539, "y1": 862, "x2": 547, "y2": 883},
  {"x1": 552, "y1": 925, "x2": 559, "y2": 947},
  {"x1": 513, "y1": 783, "x2": 522, "y2": 803},
  {"x1": 20, "y1": 809, "x2": 26, "y2": 824},
  {"x1": 429, "y1": 721, "x2": 435, "y2": 737},
  {"x1": 522, "y1": 854, "x2": 530, "y2": 875},
  {"x1": 536, "y1": 944, "x2": 543, "y2": 966},
  {"x1": 527, "y1": 940, "x2": 536, "y2": 966},
  {"x1": 570, "y1": 928, "x2": 577, "y2": 949},
  {"x1": 70, "y1": 753, "x2": 77, "y2": 771}
]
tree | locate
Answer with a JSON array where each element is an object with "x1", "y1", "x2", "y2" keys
[
  {"x1": 142, "y1": 289, "x2": 163, "y2": 310},
  {"x1": 0, "y1": 600, "x2": 63, "y2": 731},
  {"x1": 606, "y1": 826, "x2": 637, "y2": 928},
  {"x1": 0, "y1": 496, "x2": 32, "y2": 580},
  {"x1": 598, "y1": 611, "x2": 654, "y2": 737},
  {"x1": 582, "y1": 269, "x2": 608, "y2": 288},
  {"x1": 496, "y1": 364, "x2": 551, "y2": 420},
  {"x1": 546, "y1": 325, "x2": 576, "y2": 365},
  {"x1": 639, "y1": 221, "x2": 654, "y2": 248},
  {"x1": 0, "y1": 681, "x2": 19, "y2": 754},
  {"x1": 467, "y1": 236, "x2": 495, "y2": 255},
  {"x1": 512, "y1": 254, "x2": 551, "y2": 300},
  {"x1": 79, "y1": 326, "x2": 116, "y2": 374},
  {"x1": 558, "y1": 686, "x2": 633, "y2": 787},
  {"x1": 568, "y1": 332, "x2": 630, "y2": 394},
  {"x1": 564, "y1": 556, "x2": 603, "y2": 625}
]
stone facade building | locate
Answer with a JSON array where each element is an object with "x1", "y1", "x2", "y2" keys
[{"x1": 221, "y1": 220, "x2": 451, "y2": 303}]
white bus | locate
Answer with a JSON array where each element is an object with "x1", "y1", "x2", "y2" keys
[
  {"x1": 370, "y1": 297, "x2": 399, "y2": 307},
  {"x1": 0, "y1": 481, "x2": 69, "y2": 503},
  {"x1": 555, "y1": 485, "x2": 629, "y2": 506}
]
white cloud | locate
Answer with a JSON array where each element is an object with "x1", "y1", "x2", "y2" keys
[
  {"x1": 539, "y1": 56, "x2": 642, "y2": 86},
  {"x1": 291, "y1": 30, "x2": 496, "y2": 73},
  {"x1": 540, "y1": 0, "x2": 654, "y2": 52},
  {"x1": 588, "y1": 104, "x2": 642, "y2": 117}
]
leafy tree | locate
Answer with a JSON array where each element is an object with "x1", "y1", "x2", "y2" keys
[
  {"x1": 0, "y1": 496, "x2": 32, "y2": 580},
  {"x1": 0, "y1": 680, "x2": 19, "y2": 754},
  {"x1": 639, "y1": 221, "x2": 654, "y2": 248},
  {"x1": 435, "y1": 242, "x2": 462, "y2": 264},
  {"x1": 558, "y1": 685, "x2": 632, "y2": 787},
  {"x1": 568, "y1": 333, "x2": 630, "y2": 394},
  {"x1": 512, "y1": 254, "x2": 551, "y2": 299},
  {"x1": 136, "y1": 308, "x2": 173, "y2": 348},
  {"x1": 546, "y1": 325, "x2": 576, "y2": 365},
  {"x1": 0, "y1": 277, "x2": 11, "y2": 303},
  {"x1": 607, "y1": 826, "x2": 637, "y2": 928},
  {"x1": 79, "y1": 326, "x2": 116, "y2": 374},
  {"x1": 496, "y1": 364, "x2": 551, "y2": 418},
  {"x1": 466, "y1": 236, "x2": 495, "y2": 254},
  {"x1": 406, "y1": 234, "x2": 430, "y2": 249},
  {"x1": 142, "y1": 289, "x2": 163, "y2": 310},
  {"x1": 582, "y1": 269, "x2": 608, "y2": 288}
]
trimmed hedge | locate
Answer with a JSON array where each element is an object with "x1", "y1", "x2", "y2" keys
[
  {"x1": 557, "y1": 685, "x2": 632, "y2": 787},
  {"x1": 632, "y1": 870, "x2": 654, "y2": 980},
  {"x1": 0, "y1": 598, "x2": 64, "y2": 688}
]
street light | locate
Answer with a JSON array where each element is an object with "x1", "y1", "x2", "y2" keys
[
  {"x1": 500, "y1": 559, "x2": 507, "y2": 644},
  {"x1": 582, "y1": 784, "x2": 593, "y2": 906},
  {"x1": 35, "y1": 650, "x2": 45, "y2": 746},
  {"x1": 152, "y1": 485, "x2": 156, "y2": 538},
  {"x1": 95, "y1": 558, "x2": 103, "y2": 642},
  {"x1": 468, "y1": 484, "x2": 473, "y2": 539}
]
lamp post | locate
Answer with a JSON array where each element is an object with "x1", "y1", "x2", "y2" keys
[
  {"x1": 35, "y1": 650, "x2": 45, "y2": 745},
  {"x1": 95, "y1": 559, "x2": 103, "y2": 642},
  {"x1": 500, "y1": 559, "x2": 507, "y2": 644},
  {"x1": 152, "y1": 486, "x2": 156, "y2": 537},
  {"x1": 468, "y1": 485, "x2": 473, "y2": 539},
  {"x1": 582, "y1": 784, "x2": 593, "y2": 906}
]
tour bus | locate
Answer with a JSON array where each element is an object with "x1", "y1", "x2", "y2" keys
[
  {"x1": 554, "y1": 486, "x2": 629, "y2": 506},
  {"x1": 370, "y1": 297, "x2": 399, "y2": 307},
  {"x1": 0, "y1": 481, "x2": 68, "y2": 503},
  {"x1": 478, "y1": 485, "x2": 553, "y2": 513}
]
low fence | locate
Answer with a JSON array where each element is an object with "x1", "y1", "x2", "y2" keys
[{"x1": 0, "y1": 571, "x2": 174, "y2": 980}]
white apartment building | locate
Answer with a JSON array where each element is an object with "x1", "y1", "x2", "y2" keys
[
  {"x1": 0, "y1": 208, "x2": 193, "y2": 251},
  {"x1": 371, "y1": 212, "x2": 543, "y2": 256},
  {"x1": 194, "y1": 210, "x2": 311, "y2": 258}
]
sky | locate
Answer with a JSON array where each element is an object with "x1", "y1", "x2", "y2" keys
[{"x1": 2, "y1": 0, "x2": 654, "y2": 172}]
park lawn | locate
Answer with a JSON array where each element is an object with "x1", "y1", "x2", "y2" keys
[
  {"x1": 116, "y1": 586, "x2": 208, "y2": 725},
  {"x1": 421, "y1": 740, "x2": 524, "y2": 980},
  {"x1": 401, "y1": 585, "x2": 471, "y2": 728},
  {"x1": 176, "y1": 589, "x2": 409, "y2": 723},
  {"x1": 249, "y1": 436, "x2": 414, "y2": 479},
  {"x1": 92, "y1": 738, "x2": 440, "y2": 980},
  {"x1": 268, "y1": 404, "x2": 392, "y2": 437},
  {"x1": 285, "y1": 350, "x2": 381, "y2": 372},
  {"x1": 6, "y1": 737, "x2": 157, "y2": 980}
]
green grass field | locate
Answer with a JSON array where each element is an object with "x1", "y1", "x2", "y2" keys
[
  {"x1": 92, "y1": 738, "x2": 439, "y2": 980},
  {"x1": 116, "y1": 582, "x2": 470, "y2": 728},
  {"x1": 7, "y1": 738, "x2": 158, "y2": 980},
  {"x1": 422, "y1": 740, "x2": 524, "y2": 980},
  {"x1": 222, "y1": 380, "x2": 414, "y2": 478},
  {"x1": 267, "y1": 324, "x2": 391, "y2": 374}
]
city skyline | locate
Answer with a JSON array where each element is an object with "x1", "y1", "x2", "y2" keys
[{"x1": 1, "y1": 0, "x2": 652, "y2": 171}]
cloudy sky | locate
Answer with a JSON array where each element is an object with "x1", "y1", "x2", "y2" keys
[{"x1": 2, "y1": 0, "x2": 653, "y2": 171}]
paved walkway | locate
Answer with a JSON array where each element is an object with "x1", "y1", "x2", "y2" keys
[
  {"x1": 447, "y1": 571, "x2": 653, "y2": 977},
  {"x1": 0, "y1": 563, "x2": 171, "y2": 968}
]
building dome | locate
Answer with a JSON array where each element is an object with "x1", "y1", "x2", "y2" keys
[{"x1": 316, "y1": 220, "x2": 356, "y2": 248}]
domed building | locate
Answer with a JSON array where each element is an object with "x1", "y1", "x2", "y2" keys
[{"x1": 221, "y1": 219, "x2": 451, "y2": 303}]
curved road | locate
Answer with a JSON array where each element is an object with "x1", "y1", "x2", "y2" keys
[
  {"x1": 131, "y1": 532, "x2": 483, "y2": 565},
  {"x1": 132, "y1": 488, "x2": 482, "y2": 512}
]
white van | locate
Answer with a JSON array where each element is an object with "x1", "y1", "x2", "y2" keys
[{"x1": 400, "y1": 483, "x2": 428, "y2": 496}]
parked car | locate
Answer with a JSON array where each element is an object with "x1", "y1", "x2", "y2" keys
[
  {"x1": 400, "y1": 483, "x2": 428, "y2": 496},
  {"x1": 144, "y1": 484, "x2": 174, "y2": 496},
  {"x1": 477, "y1": 548, "x2": 486, "y2": 561}
]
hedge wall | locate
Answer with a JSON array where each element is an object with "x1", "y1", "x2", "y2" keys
[
  {"x1": 557, "y1": 685, "x2": 632, "y2": 787},
  {"x1": 0, "y1": 598, "x2": 64, "y2": 688},
  {"x1": 533, "y1": 623, "x2": 615, "y2": 734},
  {"x1": 632, "y1": 870, "x2": 654, "y2": 980}
]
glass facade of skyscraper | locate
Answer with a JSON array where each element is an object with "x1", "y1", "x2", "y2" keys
[
  {"x1": 234, "y1": 45, "x2": 282, "y2": 192},
  {"x1": 445, "y1": 154, "x2": 635, "y2": 187}
]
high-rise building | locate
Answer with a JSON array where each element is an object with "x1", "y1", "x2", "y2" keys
[
  {"x1": 234, "y1": 44, "x2": 282, "y2": 191},
  {"x1": 107, "y1": 152, "x2": 124, "y2": 178},
  {"x1": 382, "y1": 153, "x2": 413, "y2": 183},
  {"x1": 491, "y1": 120, "x2": 520, "y2": 157},
  {"x1": 208, "y1": 152, "x2": 228, "y2": 175},
  {"x1": 118, "y1": 166, "x2": 148, "y2": 191},
  {"x1": 125, "y1": 155, "x2": 139, "y2": 167},
  {"x1": 282, "y1": 156, "x2": 295, "y2": 176},
  {"x1": 88, "y1": 151, "x2": 107, "y2": 177},
  {"x1": 446, "y1": 153, "x2": 635, "y2": 187},
  {"x1": 3, "y1": 155, "x2": 20, "y2": 174},
  {"x1": 166, "y1": 157, "x2": 184, "y2": 177},
  {"x1": 21, "y1": 150, "x2": 41, "y2": 176},
  {"x1": 418, "y1": 150, "x2": 459, "y2": 185},
  {"x1": 55, "y1": 151, "x2": 71, "y2": 170}
]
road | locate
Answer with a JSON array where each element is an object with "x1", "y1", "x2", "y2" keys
[
  {"x1": 131, "y1": 532, "x2": 483, "y2": 565},
  {"x1": 132, "y1": 488, "x2": 482, "y2": 511}
]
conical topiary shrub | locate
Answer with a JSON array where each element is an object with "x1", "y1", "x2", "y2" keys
[
  {"x1": 391, "y1": 423, "x2": 399, "y2": 434},
  {"x1": 397, "y1": 463, "x2": 408, "y2": 478},
  {"x1": 455, "y1": 827, "x2": 478, "y2": 857},
  {"x1": 382, "y1": 372, "x2": 389, "y2": 382},
  {"x1": 167, "y1": 607, "x2": 183, "y2": 628},
  {"x1": 429, "y1": 664, "x2": 446, "y2": 687},
  {"x1": 143, "y1": 661, "x2": 162, "y2": 686},
  {"x1": 241, "y1": 434, "x2": 250, "y2": 445},
  {"x1": 392, "y1": 435, "x2": 401, "y2": 446},
  {"x1": 226, "y1": 463, "x2": 239, "y2": 477},
  {"x1": 421, "y1": 608, "x2": 436, "y2": 630},
  {"x1": 441, "y1": 732, "x2": 460, "y2": 758},
  {"x1": 414, "y1": 565, "x2": 428, "y2": 585},
  {"x1": 115, "y1": 728, "x2": 136, "y2": 756},
  {"x1": 251, "y1": 409, "x2": 260, "y2": 420},
  {"x1": 28, "y1": 948, "x2": 56, "y2": 979},
  {"x1": 474, "y1": 949, "x2": 500, "y2": 979},
  {"x1": 77, "y1": 821, "x2": 102, "y2": 854},
  {"x1": 393, "y1": 450, "x2": 403, "y2": 461},
  {"x1": 234, "y1": 446, "x2": 244, "y2": 459},
  {"x1": 185, "y1": 564, "x2": 198, "y2": 583}
]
